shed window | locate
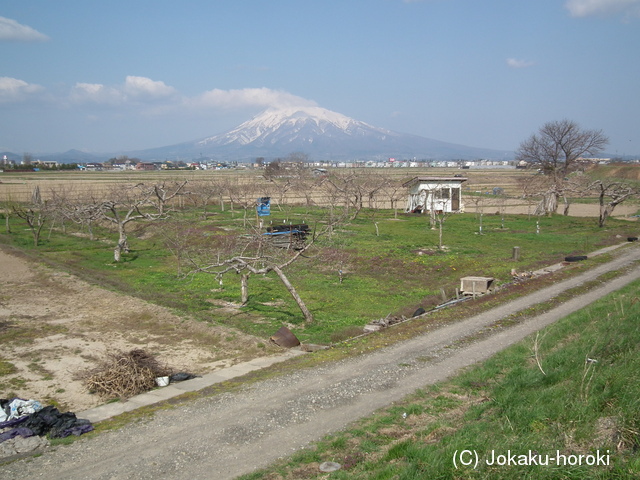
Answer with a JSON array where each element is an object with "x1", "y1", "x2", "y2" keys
[{"x1": 435, "y1": 188, "x2": 450, "y2": 200}]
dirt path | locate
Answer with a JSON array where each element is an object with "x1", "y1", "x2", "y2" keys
[{"x1": 2, "y1": 245, "x2": 640, "y2": 479}]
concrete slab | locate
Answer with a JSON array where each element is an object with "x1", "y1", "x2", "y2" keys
[{"x1": 170, "y1": 376, "x2": 222, "y2": 392}]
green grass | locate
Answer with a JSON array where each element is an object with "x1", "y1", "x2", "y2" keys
[
  {"x1": 1, "y1": 205, "x2": 637, "y2": 344},
  {"x1": 238, "y1": 280, "x2": 640, "y2": 480},
  {"x1": 0, "y1": 358, "x2": 18, "y2": 376}
]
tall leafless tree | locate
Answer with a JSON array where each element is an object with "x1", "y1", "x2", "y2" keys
[{"x1": 516, "y1": 120, "x2": 609, "y2": 216}]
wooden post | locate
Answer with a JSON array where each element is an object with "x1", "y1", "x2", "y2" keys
[{"x1": 512, "y1": 246, "x2": 520, "y2": 261}]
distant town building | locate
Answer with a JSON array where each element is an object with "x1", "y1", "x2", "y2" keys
[{"x1": 135, "y1": 162, "x2": 157, "y2": 171}]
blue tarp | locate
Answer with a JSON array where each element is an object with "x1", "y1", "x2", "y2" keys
[{"x1": 256, "y1": 197, "x2": 271, "y2": 216}]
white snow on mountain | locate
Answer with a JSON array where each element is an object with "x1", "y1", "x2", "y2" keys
[
  {"x1": 198, "y1": 106, "x2": 394, "y2": 147},
  {"x1": 126, "y1": 104, "x2": 512, "y2": 161}
]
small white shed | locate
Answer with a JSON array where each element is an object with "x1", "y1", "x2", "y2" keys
[{"x1": 403, "y1": 176, "x2": 467, "y2": 213}]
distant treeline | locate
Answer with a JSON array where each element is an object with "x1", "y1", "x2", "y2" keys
[{"x1": 1, "y1": 163, "x2": 79, "y2": 172}]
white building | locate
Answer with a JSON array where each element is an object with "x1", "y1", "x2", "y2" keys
[{"x1": 403, "y1": 176, "x2": 468, "y2": 213}]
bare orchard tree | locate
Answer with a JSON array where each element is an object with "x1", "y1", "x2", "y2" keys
[
  {"x1": 382, "y1": 180, "x2": 406, "y2": 219},
  {"x1": 150, "y1": 180, "x2": 189, "y2": 215},
  {"x1": 185, "y1": 227, "x2": 313, "y2": 321},
  {"x1": 516, "y1": 120, "x2": 609, "y2": 216},
  {"x1": 291, "y1": 169, "x2": 316, "y2": 211},
  {"x1": 320, "y1": 172, "x2": 364, "y2": 220},
  {"x1": 46, "y1": 185, "x2": 105, "y2": 239},
  {"x1": 516, "y1": 174, "x2": 545, "y2": 219},
  {"x1": 67, "y1": 202, "x2": 103, "y2": 240},
  {"x1": 263, "y1": 166, "x2": 294, "y2": 211},
  {"x1": 264, "y1": 154, "x2": 315, "y2": 211},
  {"x1": 318, "y1": 237, "x2": 353, "y2": 285},
  {"x1": 413, "y1": 184, "x2": 455, "y2": 249},
  {"x1": 187, "y1": 178, "x2": 226, "y2": 219},
  {"x1": 0, "y1": 193, "x2": 22, "y2": 234},
  {"x1": 1, "y1": 201, "x2": 11, "y2": 234},
  {"x1": 226, "y1": 180, "x2": 264, "y2": 227},
  {"x1": 588, "y1": 180, "x2": 637, "y2": 227},
  {"x1": 159, "y1": 219, "x2": 217, "y2": 276},
  {"x1": 320, "y1": 170, "x2": 390, "y2": 221},
  {"x1": 185, "y1": 213, "x2": 347, "y2": 323},
  {"x1": 427, "y1": 189, "x2": 452, "y2": 250},
  {"x1": 11, "y1": 200, "x2": 50, "y2": 247},
  {"x1": 47, "y1": 187, "x2": 108, "y2": 241},
  {"x1": 99, "y1": 183, "x2": 169, "y2": 262}
]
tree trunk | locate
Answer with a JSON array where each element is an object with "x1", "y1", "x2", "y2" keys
[
  {"x1": 240, "y1": 273, "x2": 249, "y2": 305},
  {"x1": 562, "y1": 195, "x2": 571, "y2": 216},
  {"x1": 599, "y1": 204, "x2": 615, "y2": 228},
  {"x1": 272, "y1": 265, "x2": 314, "y2": 323},
  {"x1": 534, "y1": 191, "x2": 558, "y2": 217},
  {"x1": 114, "y1": 224, "x2": 129, "y2": 262},
  {"x1": 29, "y1": 217, "x2": 44, "y2": 247},
  {"x1": 32, "y1": 227, "x2": 41, "y2": 247}
]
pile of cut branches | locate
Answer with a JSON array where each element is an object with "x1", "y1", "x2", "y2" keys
[{"x1": 82, "y1": 349, "x2": 170, "y2": 399}]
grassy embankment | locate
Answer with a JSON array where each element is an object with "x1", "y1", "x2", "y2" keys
[{"x1": 238, "y1": 279, "x2": 640, "y2": 480}]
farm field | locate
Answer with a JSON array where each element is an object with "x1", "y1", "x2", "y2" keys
[
  {"x1": 0, "y1": 165, "x2": 573, "y2": 204},
  {"x1": 0, "y1": 166, "x2": 638, "y2": 412}
]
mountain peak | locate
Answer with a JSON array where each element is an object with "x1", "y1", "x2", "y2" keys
[
  {"x1": 198, "y1": 106, "x2": 390, "y2": 148},
  {"x1": 130, "y1": 105, "x2": 512, "y2": 161}
]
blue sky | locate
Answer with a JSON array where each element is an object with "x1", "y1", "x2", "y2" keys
[{"x1": 1, "y1": 0, "x2": 639, "y2": 157}]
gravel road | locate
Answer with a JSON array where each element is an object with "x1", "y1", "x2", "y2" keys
[{"x1": 2, "y1": 244, "x2": 640, "y2": 480}]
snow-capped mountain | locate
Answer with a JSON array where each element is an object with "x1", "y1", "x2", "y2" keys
[
  {"x1": 130, "y1": 106, "x2": 512, "y2": 161},
  {"x1": 197, "y1": 106, "x2": 394, "y2": 148}
]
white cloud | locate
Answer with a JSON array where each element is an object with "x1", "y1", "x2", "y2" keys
[
  {"x1": 123, "y1": 76, "x2": 177, "y2": 99},
  {"x1": 565, "y1": 0, "x2": 640, "y2": 17},
  {"x1": 70, "y1": 82, "x2": 123, "y2": 105},
  {"x1": 34, "y1": 76, "x2": 317, "y2": 120},
  {"x1": 193, "y1": 87, "x2": 316, "y2": 110},
  {"x1": 0, "y1": 77, "x2": 44, "y2": 102},
  {"x1": 69, "y1": 79, "x2": 312, "y2": 113},
  {"x1": 70, "y1": 76, "x2": 178, "y2": 106},
  {"x1": 506, "y1": 58, "x2": 535, "y2": 68},
  {"x1": 0, "y1": 16, "x2": 49, "y2": 42}
]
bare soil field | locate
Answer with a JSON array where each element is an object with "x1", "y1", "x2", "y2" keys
[
  {"x1": 464, "y1": 198, "x2": 639, "y2": 218},
  {"x1": 0, "y1": 247, "x2": 277, "y2": 413},
  {"x1": 1, "y1": 167, "x2": 638, "y2": 218}
]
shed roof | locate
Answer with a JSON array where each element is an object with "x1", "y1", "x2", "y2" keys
[{"x1": 402, "y1": 176, "x2": 468, "y2": 187}]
